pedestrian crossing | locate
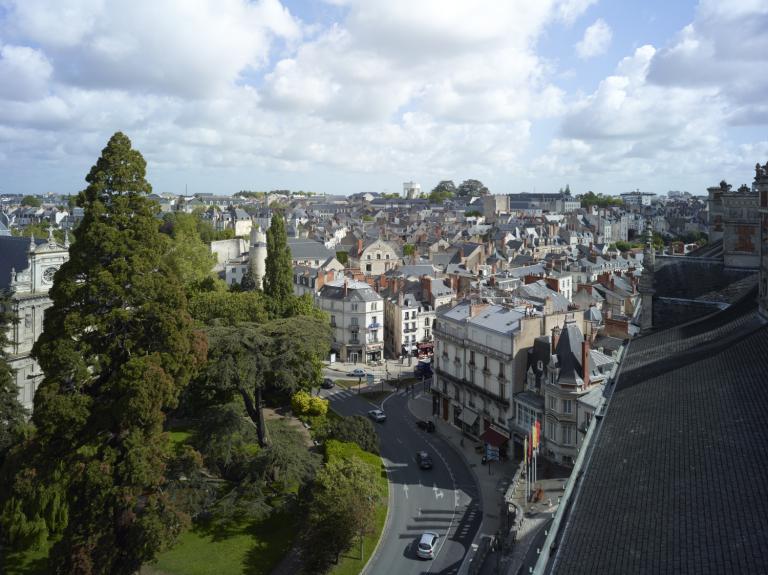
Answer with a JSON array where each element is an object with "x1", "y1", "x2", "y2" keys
[{"x1": 321, "y1": 387, "x2": 421, "y2": 401}]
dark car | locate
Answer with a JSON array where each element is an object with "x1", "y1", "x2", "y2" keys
[
  {"x1": 416, "y1": 451, "x2": 433, "y2": 469},
  {"x1": 416, "y1": 420, "x2": 435, "y2": 432},
  {"x1": 321, "y1": 378, "x2": 335, "y2": 389}
]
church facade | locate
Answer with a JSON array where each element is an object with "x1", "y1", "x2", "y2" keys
[{"x1": 1, "y1": 232, "x2": 70, "y2": 411}]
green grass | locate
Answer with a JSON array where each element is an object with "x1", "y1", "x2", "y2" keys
[
  {"x1": 168, "y1": 429, "x2": 193, "y2": 448},
  {"x1": 143, "y1": 508, "x2": 296, "y2": 575},
  {"x1": 334, "y1": 379, "x2": 360, "y2": 389},
  {"x1": 359, "y1": 390, "x2": 391, "y2": 404}
]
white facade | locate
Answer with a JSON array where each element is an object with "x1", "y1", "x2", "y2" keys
[
  {"x1": 403, "y1": 181, "x2": 421, "y2": 199},
  {"x1": 2, "y1": 234, "x2": 70, "y2": 412},
  {"x1": 317, "y1": 279, "x2": 385, "y2": 363}
]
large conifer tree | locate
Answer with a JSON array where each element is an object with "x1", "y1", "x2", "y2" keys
[
  {"x1": 0, "y1": 133, "x2": 206, "y2": 574},
  {"x1": 263, "y1": 214, "x2": 293, "y2": 316},
  {"x1": 0, "y1": 296, "x2": 26, "y2": 468}
]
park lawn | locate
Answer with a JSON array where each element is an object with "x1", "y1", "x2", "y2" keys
[
  {"x1": 143, "y1": 507, "x2": 295, "y2": 575},
  {"x1": 168, "y1": 429, "x2": 193, "y2": 448},
  {"x1": 325, "y1": 442, "x2": 390, "y2": 575}
]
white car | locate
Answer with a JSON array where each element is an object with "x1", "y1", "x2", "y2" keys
[
  {"x1": 416, "y1": 532, "x2": 439, "y2": 559},
  {"x1": 348, "y1": 368, "x2": 367, "y2": 378},
  {"x1": 368, "y1": 409, "x2": 387, "y2": 422}
]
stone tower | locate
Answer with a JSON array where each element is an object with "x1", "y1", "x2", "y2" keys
[
  {"x1": 639, "y1": 220, "x2": 655, "y2": 333},
  {"x1": 756, "y1": 161, "x2": 768, "y2": 319},
  {"x1": 248, "y1": 225, "x2": 268, "y2": 289}
]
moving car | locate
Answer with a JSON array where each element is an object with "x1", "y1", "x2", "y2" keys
[
  {"x1": 368, "y1": 409, "x2": 387, "y2": 422},
  {"x1": 416, "y1": 451, "x2": 433, "y2": 469},
  {"x1": 321, "y1": 378, "x2": 335, "y2": 389},
  {"x1": 416, "y1": 419, "x2": 435, "y2": 432},
  {"x1": 416, "y1": 532, "x2": 439, "y2": 559},
  {"x1": 348, "y1": 368, "x2": 367, "y2": 378}
]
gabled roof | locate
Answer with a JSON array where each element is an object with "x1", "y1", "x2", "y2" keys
[{"x1": 554, "y1": 322, "x2": 588, "y2": 384}]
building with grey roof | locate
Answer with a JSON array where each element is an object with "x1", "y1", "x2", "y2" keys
[{"x1": 317, "y1": 278, "x2": 384, "y2": 363}]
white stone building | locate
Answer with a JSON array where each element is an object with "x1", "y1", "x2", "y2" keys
[
  {"x1": 317, "y1": 278, "x2": 384, "y2": 364},
  {"x1": 1, "y1": 232, "x2": 70, "y2": 411}
]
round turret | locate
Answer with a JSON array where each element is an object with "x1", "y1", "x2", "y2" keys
[{"x1": 249, "y1": 225, "x2": 268, "y2": 289}]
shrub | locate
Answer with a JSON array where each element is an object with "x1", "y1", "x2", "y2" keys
[{"x1": 291, "y1": 391, "x2": 312, "y2": 415}]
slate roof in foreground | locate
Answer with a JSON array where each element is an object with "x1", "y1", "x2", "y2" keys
[{"x1": 549, "y1": 289, "x2": 768, "y2": 575}]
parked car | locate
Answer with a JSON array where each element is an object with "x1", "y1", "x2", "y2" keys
[
  {"x1": 368, "y1": 409, "x2": 387, "y2": 422},
  {"x1": 321, "y1": 378, "x2": 335, "y2": 389},
  {"x1": 416, "y1": 532, "x2": 439, "y2": 559},
  {"x1": 348, "y1": 368, "x2": 367, "y2": 378},
  {"x1": 416, "y1": 420, "x2": 435, "y2": 432},
  {"x1": 416, "y1": 451, "x2": 433, "y2": 469}
]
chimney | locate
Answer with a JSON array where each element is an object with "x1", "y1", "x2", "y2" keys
[
  {"x1": 357, "y1": 238, "x2": 363, "y2": 256},
  {"x1": 469, "y1": 302, "x2": 488, "y2": 318},
  {"x1": 551, "y1": 325, "x2": 561, "y2": 351},
  {"x1": 582, "y1": 339, "x2": 590, "y2": 387},
  {"x1": 344, "y1": 278, "x2": 348, "y2": 297}
]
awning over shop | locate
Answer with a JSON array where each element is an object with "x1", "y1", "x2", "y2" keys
[
  {"x1": 480, "y1": 427, "x2": 510, "y2": 447},
  {"x1": 458, "y1": 408, "x2": 478, "y2": 427}
]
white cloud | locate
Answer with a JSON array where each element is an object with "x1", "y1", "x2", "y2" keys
[
  {"x1": 0, "y1": 44, "x2": 52, "y2": 100},
  {"x1": 555, "y1": 0, "x2": 598, "y2": 25},
  {"x1": 576, "y1": 18, "x2": 612, "y2": 59}
]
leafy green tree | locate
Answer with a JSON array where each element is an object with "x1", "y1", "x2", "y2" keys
[
  {"x1": 301, "y1": 452, "x2": 380, "y2": 571},
  {"x1": 21, "y1": 195, "x2": 41, "y2": 207},
  {"x1": 402, "y1": 244, "x2": 415, "y2": 257},
  {"x1": 335, "y1": 251, "x2": 349, "y2": 266},
  {"x1": 0, "y1": 132, "x2": 207, "y2": 574},
  {"x1": 457, "y1": 179, "x2": 489, "y2": 197},
  {"x1": 202, "y1": 317, "x2": 330, "y2": 448},
  {"x1": 12, "y1": 222, "x2": 65, "y2": 244},
  {"x1": 321, "y1": 416, "x2": 379, "y2": 455},
  {"x1": 429, "y1": 180, "x2": 456, "y2": 204},
  {"x1": 264, "y1": 214, "x2": 293, "y2": 316},
  {"x1": 160, "y1": 212, "x2": 217, "y2": 291},
  {"x1": 239, "y1": 269, "x2": 258, "y2": 291},
  {"x1": 0, "y1": 297, "x2": 26, "y2": 468},
  {"x1": 188, "y1": 290, "x2": 269, "y2": 325}
]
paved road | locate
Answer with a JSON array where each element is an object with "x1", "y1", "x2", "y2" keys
[{"x1": 320, "y1": 385, "x2": 482, "y2": 575}]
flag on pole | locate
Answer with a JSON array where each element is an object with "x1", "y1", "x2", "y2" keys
[
  {"x1": 534, "y1": 420, "x2": 541, "y2": 451},
  {"x1": 523, "y1": 435, "x2": 528, "y2": 467},
  {"x1": 528, "y1": 432, "x2": 533, "y2": 461}
]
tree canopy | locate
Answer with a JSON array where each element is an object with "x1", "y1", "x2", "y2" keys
[
  {"x1": 0, "y1": 295, "x2": 26, "y2": 468},
  {"x1": 0, "y1": 132, "x2": 207, "y2": 574},
  {"x1": 428, "y1": 180, "x2": 456, "y2": 203},
  {"x1": 578, "y1": 191, "x2": 623, "y2": 209},
  {"x1": 456, "y1": 179, "x2": 489, "y2": 197},
  {"x1": 264, "y1": 214, "x2": 293, "y2": 316},
  {"x1": 20, "y1": 195, "x2": 41, "y2": 207}
]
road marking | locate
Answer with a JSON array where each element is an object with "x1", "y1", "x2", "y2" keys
[{"x1": 403, "y1": 485, "x2": 409, "y2": 499}]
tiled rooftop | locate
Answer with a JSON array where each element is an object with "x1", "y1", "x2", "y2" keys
[{"x1": 549, "y1": 290, "x2": 768, "y2": 574}]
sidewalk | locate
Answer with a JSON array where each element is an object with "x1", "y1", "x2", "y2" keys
[
  {"x1": 324, "y1": 358, "x2": 420, "y2": 381},
  {"x1": 406, "y1": 394, "x2": 517, "y2": 573}
]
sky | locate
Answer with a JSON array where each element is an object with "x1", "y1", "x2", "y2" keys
[{"x1": 0, "y1": 0, "x2": 766, "y2": 198}]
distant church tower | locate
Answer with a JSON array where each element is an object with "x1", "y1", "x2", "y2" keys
[
  {"x1": 639, "y1": 220, "x2": 656, "y2": 333},
  {"x1": 756, "y1": 160, "x2": 768, "y2": 319},
  {"x1": 249, "y1": 225, "x2": 268, "y2": 289}
]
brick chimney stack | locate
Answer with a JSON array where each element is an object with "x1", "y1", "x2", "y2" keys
[
  {"x1": 582, "y1": 338, "x2": 590, "y2": 387},
  {"x1": 344, "y1": 278, "x2": 348, "y2": 298}
]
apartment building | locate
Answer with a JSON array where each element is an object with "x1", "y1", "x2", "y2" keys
[
  {"x1": 384, "y1": 290, "x2": 436, "y2": 359},
  {"x1": 317, "y1": 278, "x2": 384, "y2": 363}
]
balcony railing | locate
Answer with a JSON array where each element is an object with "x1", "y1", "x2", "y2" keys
[{"x1": 434, "y1": 366, "x2": 510, "y2": 407}]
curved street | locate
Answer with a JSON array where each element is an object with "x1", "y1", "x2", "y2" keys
[{"x1": 320, "y1": 380, "x2": 482, "y2": 575}]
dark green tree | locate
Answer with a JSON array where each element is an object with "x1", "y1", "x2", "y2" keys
[
  {"x1": 202, "y1": 317, "x2": 330, "y2": 448},
  {"x1": 335, "y1": 251, "x2": 349, "y2": 266},
  {"x1": 21, "y1": 195, "x2": 42, "y2": 208},
  {"x1": 456, "y1": 179, "x2": 489, "y2": 197},
  {"x1": 0, "y1": 297, "x2": 26, "y2": 468},
  {"x1": 428, "y1": 180, "x2": 456, "y2": 204},
  {"x1": 264, "y1": 214, "x2": 293, "y2": 316},
  {"x1": 0, "y1": 132, "x2": 207, "y2": 574},
  {"x1": 159, "y1": 212, "x2": 217, "y2": 291}
]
